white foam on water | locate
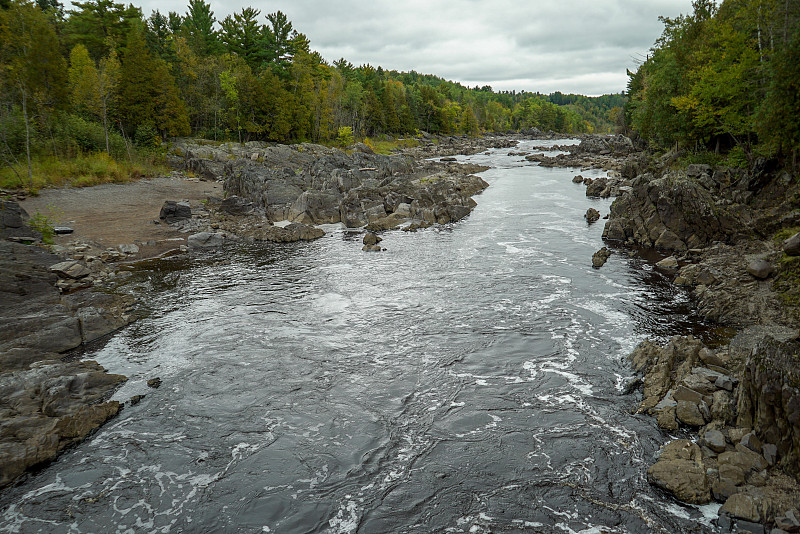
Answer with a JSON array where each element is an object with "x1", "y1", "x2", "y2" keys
[{"x1": 327, "y1": 499, "x2": 360, "y2": 534}]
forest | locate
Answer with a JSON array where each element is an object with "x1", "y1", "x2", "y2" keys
[
  {"x1": 0, "y1": 0, "x2": 623, "y2": 189},
  {"x1": 624, "y1": 0, "x2": 800, "y2": 166}
]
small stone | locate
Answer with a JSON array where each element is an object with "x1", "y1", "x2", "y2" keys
[
  {"x1": 728, "y1": 428, "x2": 751, "y2": 443},
  {"x1": 673, "y1": 385, "x2": 705, "y2": 403},
  {"x1": 363, "y1": 232, "x2": 382, "y2": 246},
  {"x1": 736, "y1": 520, "x2": 765, "y2": 534},
  {"x1": 712, "y1": 479, "x2": 738, "y2": 502},
  {"x1": 702, "y1": 429, "x2": 727, "y2": 453},
  {"x1": 656, "y1": 406, "x2": 679, "y2": 430},
  {"x1": 717, "y1": 513, "x2": 732, "y2": 530},
  {"x1": 53, "y1": 226, "x2": 73, "y2": 234},
  {"x1": 762, "y1": 444, "x2": 777, "y2": 466},
  {"x1": 49, "y1": 260, "x2": 92, "y2": 279},
  {"x1": 715, "y1": 374, "x2": 735, "y2": 391},
  {"x1": 118, "y1": 243, "x2": 139, "y2": 255},
  {"x1": 783, "y1": 232, "x2": 800, "y2": 256},
  {"x1": 747, "y1": 259, "x2": 774, "y2": 279},
  {"x1": 740, "y1": 432, "x2": 762, "y2": 453},
  {"x1": 147, "y1": 377, "x2": 162, "y2": 389},
  {"x1": 676, "y1": 400, "x2": 706, "y2": 426},
  {"x1": 656, "y1": 256, "x2": 679, "y2": 270},
  {"x1": 585, "y1": 208, "x2": 600, "y2": 223},
  {"x1": 719, "y1": 463, "x2": 747, "y2": 486},
  {"x1": 187, "y1": 232, "x2": 224, "y2": 248},
  {"x1": 129, "y1": 395, "x2": 145, "y2": 406},
  {"x1": 775, "y1": 510, "x2": 800, "y2": 533},
  {"x1": 572, "y1": 175, "x2": 584, "y2": 183}
]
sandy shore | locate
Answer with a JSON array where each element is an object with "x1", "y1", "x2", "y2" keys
[{"x1": 18, "y1": 175, "x2": 222, "y2": 260}]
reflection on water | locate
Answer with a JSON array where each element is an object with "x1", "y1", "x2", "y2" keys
[{"x1": 0, "y1": 141, "x2": 721, "y2": 534}]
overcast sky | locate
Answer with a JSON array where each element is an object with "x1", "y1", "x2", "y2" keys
[{"x1": 138, "y1": 0, "x2": 695, "y2": 96}]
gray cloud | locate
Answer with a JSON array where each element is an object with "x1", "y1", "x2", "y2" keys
[{"x1": 131, "y1": 0, "x2": 694, "y2": 95}]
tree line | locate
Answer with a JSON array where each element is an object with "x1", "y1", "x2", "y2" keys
[
  {"x1": 0, "y1": 0, "x2": 624, "y2": 183},
  {"x1": 625, "y1": 0, "x2": 800, "y2": 165}
]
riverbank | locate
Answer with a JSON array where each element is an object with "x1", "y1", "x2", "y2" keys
[{"x1": 552, "y1": 136, "x2": 800, "y2": 532}]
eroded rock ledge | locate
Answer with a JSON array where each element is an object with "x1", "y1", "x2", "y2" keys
[
  {"x1": 165, "y1": 139, "x2": 493, "y2": 243},
  {"x1": 1, "y1": 203, "x2": 134, "y2": 489}
]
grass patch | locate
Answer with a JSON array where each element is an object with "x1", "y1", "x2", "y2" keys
[
  {"x1": 362, "y1": 136, "x2": 420, "y2": 155},
  {"x1": 0, "y1": 152, "x2": 167, "y2": 191},
  {"x1": 773, "y1": 255, "x2": 800, "y2": 313},
  {"x1": 774, "y1": 226, "x2": 800, "y2": 245}
]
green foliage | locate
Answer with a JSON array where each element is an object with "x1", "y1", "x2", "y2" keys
[
  {"x1": 336, "y1": 126, "x2": 354, "y2": 147},
  {"x1": 627, "y1": 0, "x2": 800, "y2": 162},
  {"x1": 27, "y1": 210, "x2": 55, "y2": 244},
  {"x1": 133, "y1": 124, "x2": 160, "y2": 148}
]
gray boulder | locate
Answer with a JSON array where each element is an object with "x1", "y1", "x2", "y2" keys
[
  {"x1": 783, "y1": 232, "x2": 800, "y2": 256},
  {"x1": 289, "y1": 191, "x2": 341, "y2": 224},
  {"x1": 603, "y1": 171, "x2": 748, "y2": 252},
  {"x1": 159, "y1": 200, "x2": 192, "y2": 223},
  {"x1": 220, "y1": 195, "x2": 254, "y2": 216},
  {"x1": 747, "y1": 259, "x2": 774, "y2": 279},
  {"x1": 188, "y1": 232, "x2": 224, "y2": 248},
  {"x1": 49, "y1": 260, "x2": 91, "y2": 279}
]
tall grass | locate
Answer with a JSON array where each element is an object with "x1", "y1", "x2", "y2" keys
[{"x1": 0, "y1": 152, "x2": 167, "y2": 191}]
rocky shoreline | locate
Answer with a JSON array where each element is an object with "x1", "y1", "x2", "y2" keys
[{"x1": 553, "y1": 135, "x2": 800, "y2": 532}]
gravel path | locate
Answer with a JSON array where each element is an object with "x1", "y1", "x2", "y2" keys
[{"x1": 19, "y1": 176, "x2": 222, "y2": 259}]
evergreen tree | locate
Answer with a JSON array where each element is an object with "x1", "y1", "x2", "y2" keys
[
  {"x1": 65, "y1": 0, "x2": 141, "y2": 58},
  {"x1": 181, "y1": 0, "x2": 219, "y2": 56}
]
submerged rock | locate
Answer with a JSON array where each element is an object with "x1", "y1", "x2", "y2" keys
[
  {"x1": 188, "y1": 232, "x2": 224, "y2": 248},
  {"x1": 591, "y1": 247, "x2": 611, "y2": 268}
]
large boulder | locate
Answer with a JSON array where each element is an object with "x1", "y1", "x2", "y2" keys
[
  {"x1": 647, "y1": 440, "x2": 711, "y2": 504},
  {"x1": 1, "y1": 199, "x2": 39, "y2": 240},
  {"x1": 0, "y1": 360, "x2": 125, "y2": 488},
  {"x1": 289, "y1": 191, "x2": 341, "y2": 224},
  {"x1": 187, "y1": 232, "x2": 224, "y2": 248},
  {"x1": 603, "y1": 171, "x2": 750, "y2": 252},
  {"x1": 159, "y1": 200, "x2": 192, "y2": 223}
]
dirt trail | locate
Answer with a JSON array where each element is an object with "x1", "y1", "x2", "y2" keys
[{"x1": 18, "y1": 176, "x2": 222, "y2": 259}]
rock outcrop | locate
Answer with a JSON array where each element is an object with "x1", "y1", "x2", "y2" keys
[
  {"x1": 0, "y1": 360, "x2": 125, "y2": 488},
  {"x1": 628, "y1": 333, "x2": 800, "y2": 531},
  {"x1": 1, "y1": 205, "x2": 137, "y2": 488},
  {"x1": 602, "y1": 170, "x2": 749, "y2": 252}
]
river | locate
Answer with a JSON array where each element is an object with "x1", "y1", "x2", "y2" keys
[{"x1": 1, "y1": 140, "x2": 722, "y2": 533}]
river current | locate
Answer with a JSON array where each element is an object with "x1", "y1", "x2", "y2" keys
[{"x1": 1, "y1": 140, "x2": 723, "y2": 533}]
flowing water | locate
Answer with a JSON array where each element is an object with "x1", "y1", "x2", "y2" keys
[{"x1": 1, "y1": 140, "x2": 724, "y2": 533}]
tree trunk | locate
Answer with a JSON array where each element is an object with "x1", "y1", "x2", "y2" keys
[
  {"x1": 102, "y1": 100, "x2": 110, "y2": 156},
  {"x1": 20, "y1": 85, "x2": 32, "y2": 187}
]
